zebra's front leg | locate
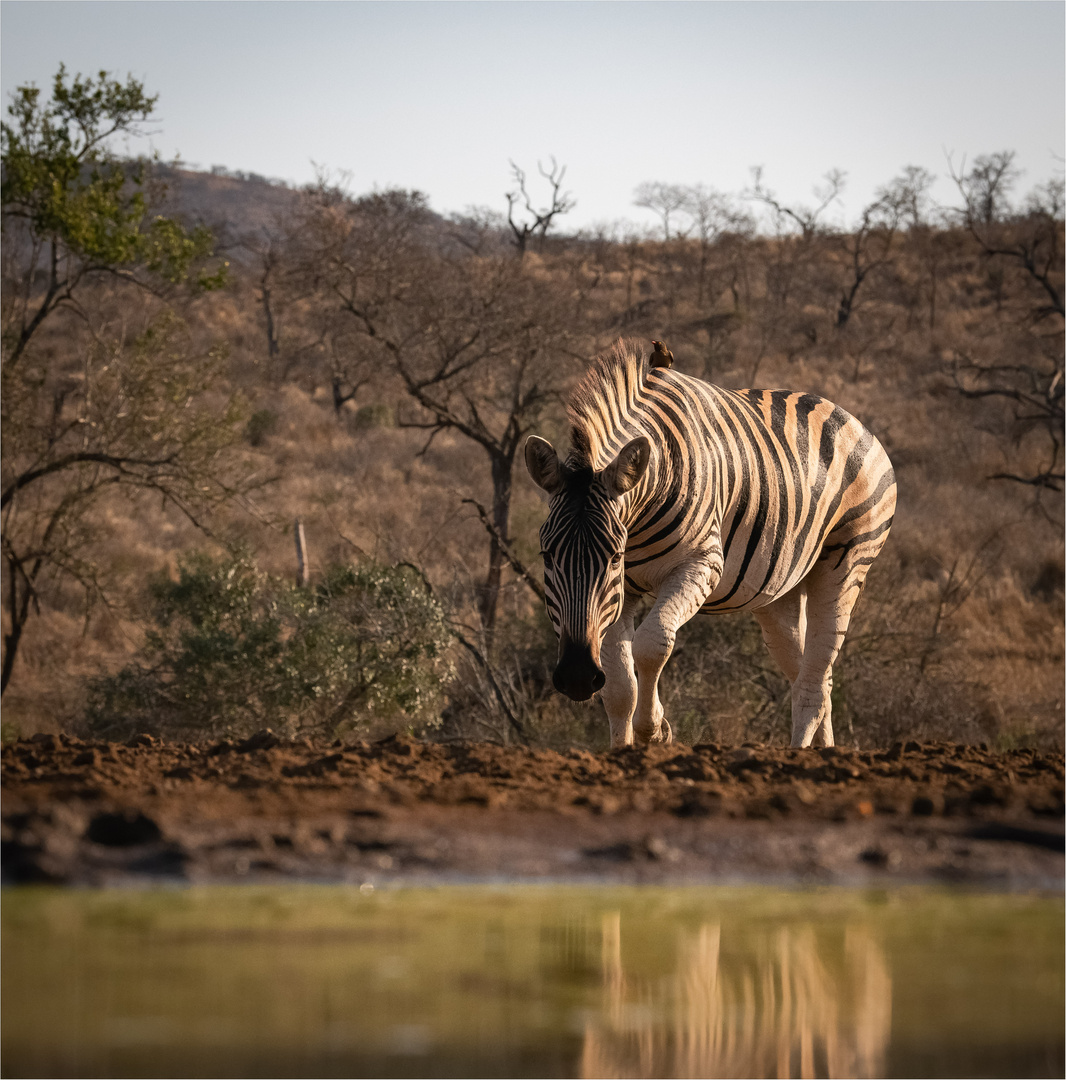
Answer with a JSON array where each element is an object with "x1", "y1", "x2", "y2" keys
[
  {"x1": 600, "y1": 596, "x2": 640, "y2": 748},
  {"x1": 631, "y1": 563, "x2": 718, "y2": 745}
]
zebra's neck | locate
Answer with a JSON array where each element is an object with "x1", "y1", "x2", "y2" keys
[{"x1": 565, "y1": 347, "x2": 732, "y2": 542}]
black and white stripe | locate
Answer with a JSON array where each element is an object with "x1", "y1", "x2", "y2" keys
[{"x1": 526, "y1": 339, "x2": 896, "y2": 748}]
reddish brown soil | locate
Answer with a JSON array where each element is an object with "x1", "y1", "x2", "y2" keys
[{"x1": 3, "y1": 733, "x2": 1063, "y2": 889}]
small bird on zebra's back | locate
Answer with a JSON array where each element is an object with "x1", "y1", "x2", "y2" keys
[
  {"x1": 525, "y1": 337, "x2": 896, "y2": 749},
  {"x1": 650, "y1": 340, "x2": 673, "y2": 368}
]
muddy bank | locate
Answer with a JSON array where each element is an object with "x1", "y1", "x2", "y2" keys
[{"x1": 2, "y1": 734, "x2": 1062, "y2": 889}]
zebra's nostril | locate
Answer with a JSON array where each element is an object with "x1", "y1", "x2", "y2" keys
[{"x1": 591, "y1": 668, "x2": 606, "y2": 692}]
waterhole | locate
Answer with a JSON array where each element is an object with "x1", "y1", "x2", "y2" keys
[{"x1": 2, "y1": 884, "x2": 1062, "y2": 1078}]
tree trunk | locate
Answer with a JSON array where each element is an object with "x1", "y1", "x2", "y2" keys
[
  {"x1": 696, "y1": 242, "x2": 708, "y2": 310},
  {"x1": 836, "y1": 266, "x2": 867, "y2": 328},
  {"x1": 478, "y1": 453, "x2": 514, "y2": 631},
  {"x1": 261, "y1": 283, "x2": 280, "y2": 358},
  {"x1": 1, "y1": 559, "x2": 34, "y2": 697},
  {"x1": 294, "y1": 519, "x2": 310, "y2": 587}
]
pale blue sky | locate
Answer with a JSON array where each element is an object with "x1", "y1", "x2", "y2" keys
[{"x1": 2, "y1": 1, "x2": 1063, "y2": 230}]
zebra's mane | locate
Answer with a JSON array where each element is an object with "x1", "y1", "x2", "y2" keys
[{"x1": 566, "y1": 339, "x2": 649, "y2": 469}]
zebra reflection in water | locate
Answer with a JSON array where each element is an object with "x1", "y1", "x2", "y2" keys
[{"x1": 580, "y1": 911, "x2": 892, "y2": 1080}]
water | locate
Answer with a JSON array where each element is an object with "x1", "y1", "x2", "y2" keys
[{"x1": 2, "y1": 884, "x2": 1062, "y2": 1078}]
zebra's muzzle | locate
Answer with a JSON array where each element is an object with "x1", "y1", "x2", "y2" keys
[{"x1": 553, "y1": 635, "x2": 605, "y2": 701}]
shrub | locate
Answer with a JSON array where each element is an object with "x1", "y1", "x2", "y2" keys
[{"x1": 84, "y1": 552, "x2": 454, "y2": 741}]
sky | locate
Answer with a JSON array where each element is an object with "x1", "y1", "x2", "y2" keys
[{"x1": 1, "y1": 0, "x2": 1063, "y2": 232}]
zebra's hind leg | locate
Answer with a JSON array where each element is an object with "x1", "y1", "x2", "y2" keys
[
  {"x1": 600, "y1": 597, "x2": 640, "y2": 748},
  {"x1": 754, "y1": 583, "x2": 808, "y2": 685},
  {"x1": 788, "y1": 560, "x2": 867, "y2": 748}
]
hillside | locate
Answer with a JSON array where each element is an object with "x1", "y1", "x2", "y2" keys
[{"x1": 3, "y1": 162, "x2": 1063, "y2": 751}]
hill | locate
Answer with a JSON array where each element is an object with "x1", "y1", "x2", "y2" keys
[{"x1": 3, "y1": 160, "x2": 1063, "y2": 751}]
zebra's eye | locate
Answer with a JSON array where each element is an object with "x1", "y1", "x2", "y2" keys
[
  {"x1": 610, "y1": 552, "x2": 624, "y2": 567},
  {"x1": 541, "y1": 551, "x2": 553, "y2": 570}
]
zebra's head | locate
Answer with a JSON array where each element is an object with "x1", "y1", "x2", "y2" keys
[{"x1": 525, "y1": 434, "x2": 651, "y2": 701}]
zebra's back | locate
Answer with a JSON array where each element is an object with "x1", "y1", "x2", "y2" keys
[{"x1": 619, "y1": 368, "x2": 896, "y2": 612}]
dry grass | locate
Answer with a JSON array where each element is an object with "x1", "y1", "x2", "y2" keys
[{"x1": 3, "y1": 211, "x2": 1062, "y2": 749}]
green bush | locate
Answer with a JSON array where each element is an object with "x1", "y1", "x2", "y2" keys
[{"x1": 84, "y1": 552, "x2": 454, "y2": 741}]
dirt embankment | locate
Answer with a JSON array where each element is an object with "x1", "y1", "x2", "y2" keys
[{"x1": 2, "y1": 734, "x2": 1063, "y2": 889}]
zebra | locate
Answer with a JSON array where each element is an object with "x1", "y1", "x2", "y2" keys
[{"x1": 524, "y1": 339, "x2": 896, "y2": 749}]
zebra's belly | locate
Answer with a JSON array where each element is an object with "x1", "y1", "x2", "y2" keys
[
  {"x1": 624, "y1": 547, "x2": 815, "y2": 614},
  {"x1": 703, "y1": 550, "x2": 818, "y2": 612}
]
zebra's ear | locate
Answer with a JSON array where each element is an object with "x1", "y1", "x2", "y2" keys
[
  {"x1": 525, "y1": 435, "x2": 563, "y2": 494},
  {"x1": 602, "y1": 436, "x2": 651, "y2": 498}
]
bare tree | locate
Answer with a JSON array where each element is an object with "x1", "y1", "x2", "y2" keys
[
  {"x1": 742, "y1": 167, "x2": 846, "y2": 318},
  {"x1": 951, "y1": 151, "x2": 1020, "y2": 227},
  {"x1": 875, "y1": 166, "x2": 948, "y2": 331},
  {"x1": 255, "y1": 178, "x2": 422, "y2": 405},
  {"x1": 746, "y1": 166, "x2": 846, "y2": 240},
  {"x1": 886, "y1": 165, "x2": 938, "y2": 229},
  {"x1": 950, "y1": 347, "x2": 1064, "y2": 492},
  {"x1": 834, "y1": 187, "x2": 906, "y2": 328},
  {"x1": 950, "y1": 152, "x2": 1064, "y2": 319},
  {"x1": 596, "y1": 220, "x2": 654, "y2": 320},
  {"x1": 833, "y1": 166, "x2": 943, "y2": 332},
  {"x1": 294, "y1": 180, "x2": 585, "y2": 629},
  {"x1": 940, "y1": 153, "x2": 1065, "y2": 492},
  {"x1": 678, "y1": 184, "x2": 753, "y2": 309},
  {"x1": 239, "y1": 229, "x2": 325, "y2": 382},
  {"x1": 633, "y1": 181, "x2": 691, "y2": 241},
  {"x1": 505, "y1": 158, "x2": 575, "y2": 257}
]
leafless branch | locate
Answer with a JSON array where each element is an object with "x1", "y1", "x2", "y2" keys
[
  {"x1": 505, "y1": 157, "x2": 575, "y2": 256},
  {"x1": 462, "y1": 498, "x2": 545, "y2": 603}
]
